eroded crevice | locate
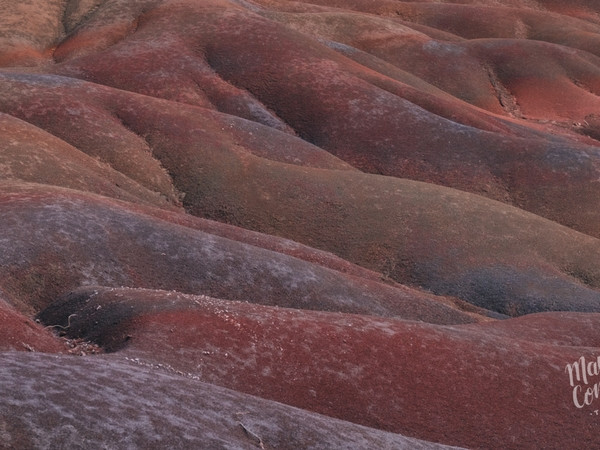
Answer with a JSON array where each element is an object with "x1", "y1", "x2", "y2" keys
[
  {"x1": 196, "y1": 56, "x2": 299, "y2": 136},
  {"x1": 571, "y1": 77, "x2": 600, "y2": 98},
  {"x1": 485, "y1": 64, "x2": 522, "y2": 119},
  {"x1": 53, "y1": 1, "x2": 152, "y2": 62},
  {"x1": 58, "y1": 0, "x2": 69, "y2": 39},
  {"x1": 513, "y1": 18, "x2": 529, "y2": 40},
  {"x1": 61, "y1": 0, "x2": 104, "y2": 36},
  {"x1": 112, "y1": 110, "x2": 186, "y2": 207}
]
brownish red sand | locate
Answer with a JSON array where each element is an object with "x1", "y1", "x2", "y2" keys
[{"x1": 2, "y1": 0, "x2": 600, "y2": 448}]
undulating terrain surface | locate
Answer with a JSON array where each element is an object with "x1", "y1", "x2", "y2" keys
[{"x1": 1, "y1": 0, "x2": 600, "y2": 448}]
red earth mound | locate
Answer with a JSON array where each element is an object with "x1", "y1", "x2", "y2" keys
[
  {"x1": 0, "y1": 352, "x2": 456, "y2": 449},
  {"x1": 2, "y1": 74, "x2": 600, "y2": 316},
  {"x1": 70, "y1": 3, "x2": 600, "y2": 210},
  {"x1": 37, "y1": 286, "x2": 600, "y2": 449},
  {"x1": 2, "y1": 0, "x2": 600, "y2": 448},
  {"x1": 3, "y1": 1, "x2": 600, "y2": 235},
  {"x1": 0, "y1": 182, "x2": 481, "y2": 324}
]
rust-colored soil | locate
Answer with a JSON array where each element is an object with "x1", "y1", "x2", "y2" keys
[
  {"x1": 0, "y1": 298, "x2": 64, "y2": 353},
  {"x1": 2, "y1": 0, "x2": 600, "y2": 448},
  {"x1": 36, "y1": 286, "x2": 600, "y2": 448}
]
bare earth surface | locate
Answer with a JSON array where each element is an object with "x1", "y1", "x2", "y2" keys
[{"x1": 2, "y1": 0, "x2": 600, "y2": 448}]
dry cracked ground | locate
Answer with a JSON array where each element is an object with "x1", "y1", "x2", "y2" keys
[{"x1": 2, "y1": 0, "x2": 600, "y2": 448}]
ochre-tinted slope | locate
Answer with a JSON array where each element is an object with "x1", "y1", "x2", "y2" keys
[
  {"x1": 1, "y1": 73, "x2": 600, "y2": 316},
  {"x1": 37, "y1": 0, "x2": 600, "y2": 237},
  {"x1": 1, "y1": 0, "x2": 600, "y2": 448}
]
